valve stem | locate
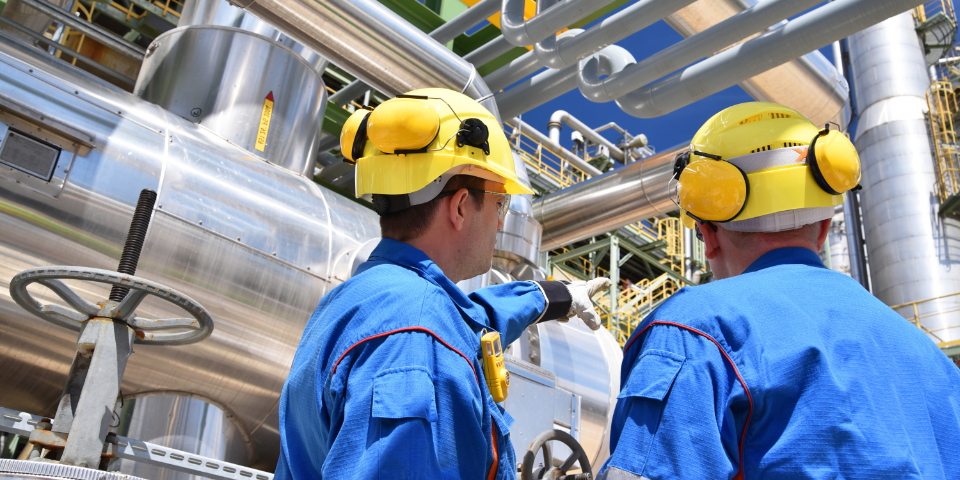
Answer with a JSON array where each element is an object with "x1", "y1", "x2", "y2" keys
[{"x1": 109, "y1": 189, "x2": 157, "y2": 302}]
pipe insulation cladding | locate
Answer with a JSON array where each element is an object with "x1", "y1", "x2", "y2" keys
[
  {"x1": 616, "y1": 0, "x2": 923, "y2": 118},
  {"x1": 226, "y1": 0, "x2": 499, "y2": 118},
  {"x1": 848, "y1": 12, "x2": 960, "y2": 344}
]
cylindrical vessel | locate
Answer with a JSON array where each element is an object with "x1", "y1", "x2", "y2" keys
[
  {"x1": 135, "y1": 26, "x2": 325, "y2": 176},
  {"x1": 0, "y1": 35, "x2": 378, "y2": 470},
  {"x1": 115, "y1": 395, "x2": 249, "y2": 480},
  {"x1": 848, "y1": 12, "x2": 960, "y2": 343}
]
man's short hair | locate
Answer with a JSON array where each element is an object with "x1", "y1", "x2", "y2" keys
[{"x1": 377, "y1": 175, "x2": 488, "y2": 242}]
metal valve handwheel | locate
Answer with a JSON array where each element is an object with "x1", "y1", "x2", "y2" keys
[
  {"x1": 10, "y1": 266, "x2": 213, "y2": 346},
  {"x1": 521, "y1": 429, "x2": 593, "y2": 480}
]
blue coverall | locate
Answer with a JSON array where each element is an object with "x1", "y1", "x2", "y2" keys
[
  {"x1": 275, "y1": 239, "x2": 558, "y2": 480},
  {"x1": 599, "y1": 247, "x2": 960, "y2": 480}
]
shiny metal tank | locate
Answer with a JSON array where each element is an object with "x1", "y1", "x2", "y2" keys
[
  {"x1": 0, "y1": 32, "x2": 379, "y2": 470},
  {"x1": 665, "y1": 0, "x2": 848, "y2": 126},
  {"x1": 847, "y1": 13, "x2": 960, "y2": 344},
  {"x1": 135, "y1": 26, "x2": 325, "y2": 176}
]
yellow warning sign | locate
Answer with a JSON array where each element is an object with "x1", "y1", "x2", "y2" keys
[{"x1": 255, "y1": 91, "x2": 274, "y2": 152}]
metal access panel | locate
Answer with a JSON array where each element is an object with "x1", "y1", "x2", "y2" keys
[
  {"x1": 0, "y1": 129, "x2": 60, "y2": 181},
  {"x1": 504, "y1": 356, "x2": 556, "y2": 463}
]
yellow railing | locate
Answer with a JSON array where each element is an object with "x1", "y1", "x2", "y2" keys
[
  {"x1": 916, "y1": 0, "x2": 956, "y2": 25},
  {"x1": 927, "y1": 81, "x2": 960, "y2": 205},
  {"x1": 506, "y1": 123, "x2": 592, "y2": 189},
  {"x1": 890, "y1": 291, "x2": 960, "y2": 347},
  {"x1": 106, "y1": 0, "x2": 185, "y2": 22}
]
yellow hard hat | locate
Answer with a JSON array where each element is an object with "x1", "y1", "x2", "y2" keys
[
  {"x1": 341, "y1": 88, "x2": 534, "y2": 198},
  {"x1": 673, "y1": 102, "x2": 861, "y2": 232}
]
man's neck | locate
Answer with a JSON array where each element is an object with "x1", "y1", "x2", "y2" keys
[{"x1": 404, "y1": 235, "x2": 463, "y2": 282}]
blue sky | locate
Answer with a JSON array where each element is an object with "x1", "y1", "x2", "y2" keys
[{"x1": 516, "y1": 16, "x2": 836, "y2": 154}]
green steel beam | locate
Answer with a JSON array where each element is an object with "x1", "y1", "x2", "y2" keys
[
  {"x1": 618, "y1": 252, "x2": 633, "y2": 267},
  {"x1": 553, "y1": 262, "x2": 589, "y2": 281},
  {"x1": 550, "y1": 241, "x2": 611, "y2": 265},
  {"x1": 619, "y1": 239, "x2": 694, "y2": 285},
  {"x1": 124, "y1": 0, "x2": 180, "y2": 25},
  {"x1": 322, "y1": 102, "x2": 352, "y2": 136}
]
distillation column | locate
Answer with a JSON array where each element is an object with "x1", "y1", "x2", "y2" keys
[{"x1": 848, "y1": 12, "x2": 960, "y2": 344}]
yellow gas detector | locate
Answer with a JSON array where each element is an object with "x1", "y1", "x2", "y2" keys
[{"x1": 481, "y1": 331, "x2": 510, "y2": 402}]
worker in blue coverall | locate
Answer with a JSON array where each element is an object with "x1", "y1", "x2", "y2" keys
[
  {"x1": 597, "y1": 102, "x2": 960, "y2": 480},
  {"x1": 275, "y1": 88, "x2": 611, "y2": 480}
]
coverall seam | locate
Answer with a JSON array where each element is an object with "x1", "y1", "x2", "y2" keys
[{"x1": 625, "y1": 322, "x2": 753, "y2": 480}]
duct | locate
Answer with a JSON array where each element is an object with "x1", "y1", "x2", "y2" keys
[
  {"x1": 615, "y1": 0, "x2": 917, "y2": 119},
  {"x1": 548, "y1": 110, "x2": 626, "y2": 161},
  {"x1": 506, "y1": 117, "x2": 603, "y2": 177},
  {"x1": 535, "y1": 145, "x2": 684, "y2": 249},
  {"x1": 533, "y1": 0, "x2": 696, "y2": 70},
  {"x1": 136, "y1": 26, "x2": 326, "y2": 177},
  {"x1": 576, "y1": 0, "x2": 821, "y2": 103},
  {"x1": 485, "y1": 29, "x2": 582, "y2": 92},
  {"x1": 226, "y1": 0, "x2": 499, "y2": 120},
  {"x1": 499, "y1": 0, "x2": 617, "y2": 47},
  {"x1": 848, "y1": 12, "x2": 960, "y2": 343}
]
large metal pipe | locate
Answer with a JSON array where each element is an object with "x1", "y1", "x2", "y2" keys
[
  {"x1": 576, "y1": 0, "x2": 822, "y2": 102},
  {"x1": 533, "y1": 0, "x2": 695, "y2": 69},
  {"x1": 615, "y1": 0, "x2": 919, "y2": 119},
  {"x1": 535, "y1": 145, "x2": 683, "y2": 250},
  {"x1": 548, "y1": 110, "x2": 626, "y2": 161},
  {"x1": 226, "y1": 0, "x2": 498, "y2": 117},
  {"x1": 847, "y1": 12, "x2": 960, "y2": 343}
]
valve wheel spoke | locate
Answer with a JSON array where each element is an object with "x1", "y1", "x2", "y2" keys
[{"x1": 9, "y1": 266, "x2": 213, "y2": 346}]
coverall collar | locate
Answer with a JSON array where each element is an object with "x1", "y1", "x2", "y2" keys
[
  {"x1": 743, "y1": 246, "x2": 826, "y2": 275},
  {"x1": 365, "y1": 238, "x2": 492, "y2": 330}
]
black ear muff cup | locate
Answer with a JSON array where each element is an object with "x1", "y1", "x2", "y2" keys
[
  {"x1": 351, "y1": 112, "x2": 371, "y2": 163},
  {"x1": 807, "y1": 129, "x2": 841, "y2": 195},
  {"x1": 457, "y1": 118, "x2": 490, "y2": 155},
  {"x1": 673, "y1": 151, "x2": 690, "y2": 181}
]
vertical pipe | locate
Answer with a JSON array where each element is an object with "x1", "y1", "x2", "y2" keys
[{"x1": 848, "y1": 13, "x2": 960, "y2": 343}]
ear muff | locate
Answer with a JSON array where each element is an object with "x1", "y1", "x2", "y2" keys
[
  {"x1": 677, "y1": 158, "x2": 750, "y2": 223},
  {"x1": 367, "y1": 97, "x2": 440, "y2": 154},
  {"x1": 807, "y1": 127, "x2": 861, "y2": 195},
  {"x1": 340, "y1": 109, "x2": 372, "y2": 164}
]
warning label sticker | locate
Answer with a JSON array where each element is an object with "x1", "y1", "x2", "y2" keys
[{"x1": 255, "y1": 91, "x2": 274, "y2": 152}]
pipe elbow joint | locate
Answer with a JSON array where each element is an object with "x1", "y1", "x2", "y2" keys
[
  {"x1": 500, "y1": 0, "x2": 537, "y2": 46},
  {"x1": 615, "y1": 88, "x2": 660, "y2": 119},
  {"x1": 534, "y1": 29, "x2": 582, "y2": 69},
  {"x1": 578, "y1": 46, "x2": 635, "y2": 103}
]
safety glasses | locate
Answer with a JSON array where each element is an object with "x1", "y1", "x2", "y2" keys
[{"x1": 435, "y1": 189, "x2": 511, "y2": 221}]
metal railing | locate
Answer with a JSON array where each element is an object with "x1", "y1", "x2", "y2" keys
[
  {"x1": 889, "y1": 291, "x2": 960, "y2": 348},
  {"x1": 916, "y1": 0, "x2": 956, "y2": 25},
  {"x1": 928, "y1": 81, "x2": 960, "y2": 206},
  {"x1": 104, "y1": 0, "x2": 185, "y2": 22},
  {"x1": 506, "y1": 123, "x2": 592, "y2": 190}
]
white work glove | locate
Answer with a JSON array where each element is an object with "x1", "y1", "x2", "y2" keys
[{"x1": 554, "y1": 278, "x2": 612, "y2": 330}]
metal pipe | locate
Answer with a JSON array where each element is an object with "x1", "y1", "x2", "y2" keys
[
  {"x1": 226, "y1": 0, "x2": 498, "y2": 118},
  {"x1": 615, "y1": 0, "x2": 920, "y2": 119},
  {"x1": 505, "y1": 117, "x2": 603, "y2": 177},
  {"x1": 464, "y1": 35, "x2": 515, "y2": 67},
  {"x1": 430, "y1": 0, "x2": 500, "y2": 44},
  {"x1": 847, "y1": 12, "x2": 960, "y2": 342},
  {"x1": 496, "y1": 61, "x2": 580, "y2": 119},
  {"x1": 499, "y1": 0, "x2": 617, "y2": 47},
  {"x1": 576, "y1": 0, "x2": 821, "y2": 102},
  {"x1": 535, "y1": 144, "x2": 685, "y2": 250},
  {"x1": 329, "y1": 80, "x2": 369, "y2": 106},
  {"x1": 548, "y1": 110, "x2": 625, "y2": 161},
  {"x1": 16, "y1": 0, "x2": 145, "y2": 61},
  {"x1": 485, "y1": 28, "x2": 582, "y2": 93},
  {"x1": 533, "y1": 0, "x2": 695, "y2": 69}
]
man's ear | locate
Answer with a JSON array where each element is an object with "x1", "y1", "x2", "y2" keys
[
  {"x1": 444, "y1": 188, "x2": 470, "y2": 232},
  {"x1": 815, "y1": 218, "x2": 832, "y2": 252},
  {"x1": 699, "y1": 222, "x2": 721, "y2": 260}
]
